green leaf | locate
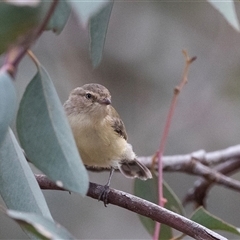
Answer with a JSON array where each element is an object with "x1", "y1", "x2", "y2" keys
[
  {"x1": 191, "y1": 207, "x2": 240, "y2": 236},
  {"x1": 0, "y1": 1, "x2": 71, "y2": 54},
  {"x1": 45, "y1": 0, "x2": 71, "y2": 34},
  {"x1": 7, "y1": 210, "x2": 76, "y2": 240},
  {"x1": 0, "y1": 129, "x2": 52, "y2": 219},
  {"x1": 89, "y1": 1, "x2": 113, "y2": 68},
  {"x1": 134, "y1": 174, "x2": 184, "y2": 239},
  {"x1": 16, "y1": 64, "x2": 89, "y2": 195},
  {"x1": 0, "y1": 3, "x2": 41, "y2": 55},
  {"x1": 163, "y1": 180, "x2": 185, "y2": 216},
  {"x1": 208, "y1": 0, "x2": 239, "y2": 31},
  {"x1": 70, "y1": 1, "x2": 110, "y2": 26},
  {"x1": 0, "y1": 71, "x2": 16, "y2": 145},
  {"x1": 134, "y1": 176, "x2": 157, "y2": 236}
]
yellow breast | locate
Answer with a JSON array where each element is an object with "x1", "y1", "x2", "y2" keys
[{"x1": 68, "y1": 114, "x2": 127, "y2": 168}]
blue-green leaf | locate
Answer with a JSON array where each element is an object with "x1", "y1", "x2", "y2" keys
[
  {"x1": 0, "y1": 129, "x2": 52, "y2": 220},
  {"x1": 0, "y1": 71, "x2": 16, "y2": 145},
  {"x1": 45, "y1": 0, "x2": 71, "y2": 34},
  {"x1": 89, "y1": 1, "x2": 113, "y2": 68},
  {"x1": 7, "y1": 210, "x2": 75, "y2": 240},
  {"x1": 70, "y1": 1, "x2": 110, "y2": 26},
  {"x1": 208, "y1": 0, "x2": 239, "y2": 31},
  {"x1": 191, "y1": 207, "x2": 240, "y2": 236},
  {"x1": 16, "y1": 64, "x2": 89, "y2": 195}
]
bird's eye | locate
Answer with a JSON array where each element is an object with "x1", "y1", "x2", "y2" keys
[{"x1": 85, "y1": 93, "x2": 92, "y2": 99}]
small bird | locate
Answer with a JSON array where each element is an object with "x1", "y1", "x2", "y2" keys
[{"x1": 64, "y1": 83, "x2": 152, "y2": 204}]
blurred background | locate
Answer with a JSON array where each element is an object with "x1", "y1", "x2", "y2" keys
[{"x1": 1, "y1": 1, "x2": 240, "y2": 239}]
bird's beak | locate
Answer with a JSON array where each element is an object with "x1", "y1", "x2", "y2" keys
[{"x1": 99, "y1": 98, "x2": 111, "y2": 105}]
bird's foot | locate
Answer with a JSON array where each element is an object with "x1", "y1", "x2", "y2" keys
[{"x1": 98, "y1": 185, "x2": 110, "y2": 207}]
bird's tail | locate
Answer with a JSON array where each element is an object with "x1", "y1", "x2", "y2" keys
[{"x1": 118, "y1": 159, "x2": 152, "y2": 180}]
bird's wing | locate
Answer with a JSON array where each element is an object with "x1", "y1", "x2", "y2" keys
[{"x1": 109, "y1": 107, "x2": 128, "y2": 140}]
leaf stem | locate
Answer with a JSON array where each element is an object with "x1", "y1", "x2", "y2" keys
[
  {"x1": 2, "y1": 0, "x2": 59, "y2": 78},
  {"x1": 27, "y1": 50, "x2": 41, "y2": 70}
]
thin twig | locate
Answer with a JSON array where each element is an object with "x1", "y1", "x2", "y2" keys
[
  {"x1": 36, "y1": 174, "x2": 226, "y2": 240},
  {"x1": 153, "y1": 50, "x2": 196, "y2": 240}
]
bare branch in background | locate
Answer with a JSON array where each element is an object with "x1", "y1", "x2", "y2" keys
[
  {"x1": 87, "y1": 145, "x2": 240, "y2": 205},
  {"x1": 183, "y1": 158, "x2": 240, "y2": 207},
  {"x1": 138, "y1": 144, "x2": 240, "y2": 170}
]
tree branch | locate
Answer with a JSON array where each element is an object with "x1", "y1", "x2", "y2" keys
[
  {"x1": 183, "y1": 158, "x2": 240, "y2": 207},
  {"x1": 37, "y1": 145, "x2": 240, "y2": 238},
  {"x1": 138, "y1": 144, "x2": 240, "y2": 170},
  {"x1": 36, "y1": 174, "x2": 226, "y2": 240},
  {"x1": 88, "y1": 145, "x2": 240, "y2": 172},
  {"x1": 88, "y1": 145, "x2": 240, "y2": 196},
  {"x1": 37, "y1": 145, "x2": 240, "y2": 224}
]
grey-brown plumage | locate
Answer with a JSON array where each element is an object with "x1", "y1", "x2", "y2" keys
[{"x1": 64, "y1": 83, "x2": 152, "y2": 191}]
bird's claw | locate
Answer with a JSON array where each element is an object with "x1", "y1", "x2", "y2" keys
[{"x1": 98, "y1": 185, "x2": 110, "y2": 207}]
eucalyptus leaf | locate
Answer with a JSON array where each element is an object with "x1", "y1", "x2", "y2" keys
[
  {"x1": 0, "y1": 71, "x2": 16, "y2": 145},
  {"x1": 134, "y1": 174, "x2": 184, "y2": 239},
  {"x1": 16, "y1": 64, "x2": 89, "y2": 195},
  {"x1": 0, "y1": 3, "x2": 41, "y2": 55},
  {"x1": 7, "y1": 210, "x2": 76, "y2": 240},
  {"x1": 45, "y1": 0, "x2": 71, "y2": 34},
  {"x1": 89, "y1": 1, "x2": 113, "y2": 68},
  {"x1": 191, "y1": 207, "x2": 240, "y2": 236},
  {"x1": 71, "y1": 1, "x2": 110, "y2": 26},
  {"x1": 0, "y1": 129, "x2": 52, "y2": 219},
  {"x1": 208, "y1": 0, "x2": 239, "y2": 31}
]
